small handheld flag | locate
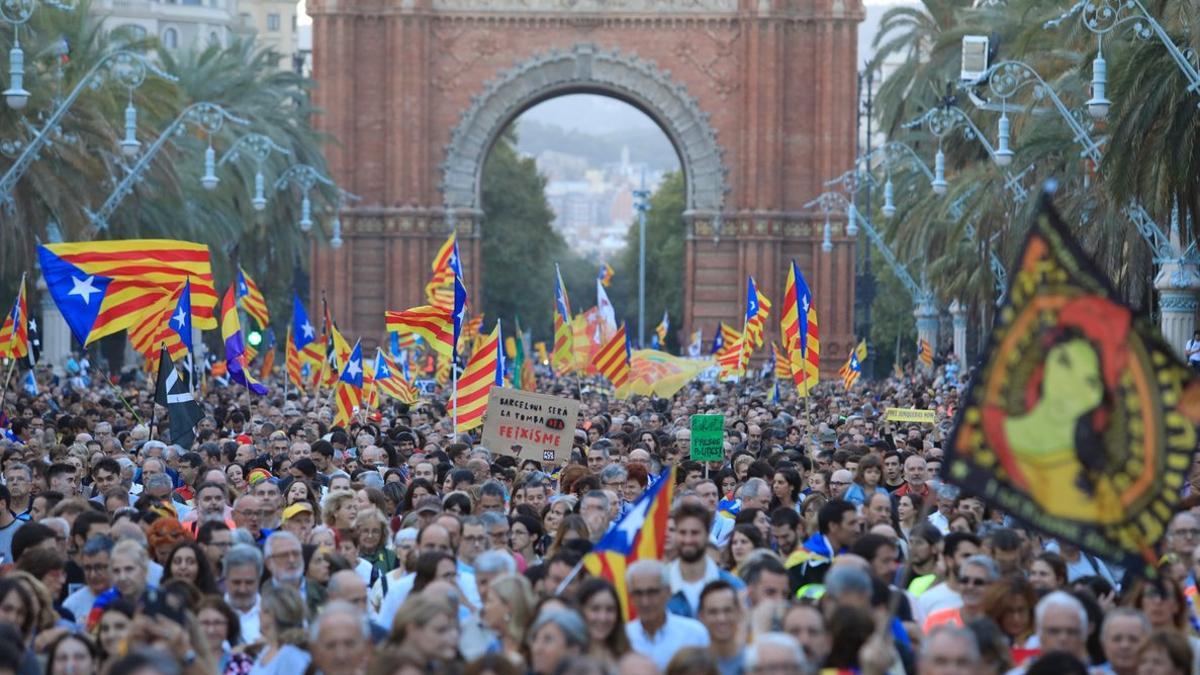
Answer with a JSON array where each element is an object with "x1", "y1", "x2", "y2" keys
[{"x1": 333, "y1": 340, "x2": 364, "y2": 427}]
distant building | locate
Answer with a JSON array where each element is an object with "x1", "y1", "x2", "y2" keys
[
  {"x1": 90, "y1": 0, "x2": 301, "y2": 70},
  {"x1": 91, "y1": 0, "x2": 240, "y2": 49}
]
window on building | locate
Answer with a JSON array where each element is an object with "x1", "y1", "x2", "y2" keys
[
  {"x1": 267, "y1": 13, "x2": 280, "y2": 31},
  {"x1": 161, "y1": 27, "x2": 178, "y2": 49}
]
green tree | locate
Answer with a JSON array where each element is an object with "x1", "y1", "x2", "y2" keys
[
  {"x1": 612, "y1": 170, "x2": 685, "y2": 350},
  {"x1": 480, "y1": 131, "x2": 567, "y2": 341}
]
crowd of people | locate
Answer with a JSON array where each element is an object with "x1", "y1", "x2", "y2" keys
[{"x1": 0, "y1": 356, "x2": 1195, "y2": 675}]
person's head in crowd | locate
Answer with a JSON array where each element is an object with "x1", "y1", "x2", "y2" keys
[
  {"x1": 222, "y1": 544, "x2": 264, "y2": 613},
  {"x1": 920, "y1": 625, "x2": 982, "y2": 675},
  {"x1": 697, "y1": 579, "x2": 742, "y2": 651},
  {"x1": 723, "y1": 523, "x2": 764, "y2": 572},
  {"x1": 744, "y1": 632, "x2": 807, "y2": 674},
  {"x1": 95, "y1": 598, "x2": 136, "y2": 664},
  {"x1": 1030, "y1": 551, "x2": 1068, "y2": 592},
  {"x1": 527, "y1": 608, "x2": 589, "y2": 675},
  {"x1": 823, "y1": 564, "x2": 873, "y2": 610},
  {"x1": 79, "y1": 534, "x2": 115, "y2": 597},
  {"x1": 281, "y1": 502, "x2": 316, "y2": 544},
  {"x1": 782, "y1": 602, "x2": 830, "y2": 665},
  {"x1": 574, "y1": 578, "x2": 630, "y2": 660},
  {"x1": 737, "y1": 478, "x2": 771, "y2": 511},
  {"x1": 109, "y1": 538, "x2": 149, "y2": 601},
  {"x1": 473, "y1": 549, "x2": 517, "y2": 602},
  {"x1": 819, "y1": 499, "x2": 862, "y2": 552},
  {"x1": 742, "y1": 554, "x2": 789, "y2": 608},
  {"x1": 850, "y1": 533, "x2": 900, "y2": 584},
  {"x1": 162, "y1": 541, "x2": 218, "y2": 594},
  {"x1": 195, "y1": 595, "x2": 243, "y2": 662},
  {"x1": 481, "y1": 573, "x2": 536, "y2": 652},
  {"x1": 981, "y1": 574, "x2": 1038, "y2": 646},
  {"x1": 259, "y1": 584, "x2": 308, "y2": 649},
  {"x1": 389, "y1": 592, "x2": 460, "y2": 665},
  {"x1": 231, "y1": 494, "x2": 264, "y2": 539},
  {"x1": 264, "y1": 530, "x2": 305, "y2": 588},
  {"x1": 1135, "y1": 629, "x2": 1191, "y2": 675},
  {"x1": 1122, "y1": 575, "x2": 1188, "y2": 632},
  {"x1": 941, "y1": 531, "x2": 982, "y2": 583},
  {"x1": 958, "y1": 554, "x2": 1000, "y2": 618},
  {"x1": 311, "y1": 601, "x2": 373, "y2": 675},
  {"x1": 1036, "y1": 590, "x2": 1089, "y2": 663},
  {"x1": 626, "y1": 559, "x2": 672, "y2": 630},
  {"x1": 45, "y1": 631, "x2": 99, "y2": 675},
  {"x1": 0, "y1": 578, "x2": 35, "y2": 643},
  {"x1": 1099, "y1": 608, "x2": 1151, "y2": 675},
  {"x1": 579, "y1": 490, "x2": 611, "y2": 541}
]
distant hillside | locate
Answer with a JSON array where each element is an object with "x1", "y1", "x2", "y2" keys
[{"x1": 514, "y1": 119, "x2": 680, "y2": 172}]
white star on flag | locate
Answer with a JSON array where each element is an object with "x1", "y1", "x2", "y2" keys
[
  {"x1": 301, "y1": 321, "x2": 315, "y2": 339},
  {"x1": 172, "y1": 307, "x2": 187, "y2": 328},
  {"x1": 616, "y1": 497, "x2": 650, "y2": 546},
  {"x1": 345, "y1": 358, "x2": 362, "y2": 379},
  {"x1": 68, "y1": 276, "x2": 100, "y2": 305}
]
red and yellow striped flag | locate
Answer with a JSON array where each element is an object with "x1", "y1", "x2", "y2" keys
[
  {"x1": 552, "y1": 264, "x2": 573, "y2": 374},
  {"x1": 237, "y1": 267, "x2": 270, "y2": 329},
  {"x1": 918, "y1": 337, "x2": 934, "y2": 367},
  {"x1": 333, "y1": 340, "x2": 364, "y2": 428},
  {"x1": 593, "y1": 323, "x2": 631, "y2": 395},
  {"x1": 0, "y1": 274, "x2": 30, "y2": 360},
  {"x1": 374, "y1": 349, "x2": 418, "y2": 405},
  {"x1": 781, "y1": 260, "x2": 819, "y2": 396},
  {"x1": 129, "y1": 280, "x2": 189, "y2": 366},
  {"x1": 744, "y1": 281, "x2": 771, "y2": 349},
  {"x1": 772, "y1": 342, "x2": 791, "y2": 382},
  {"x1": 455, "y1": 322, "x2": 503, "y2": 433},
  {"x1": 582, "y1": 466, "x2": 676, "y2": 620},
  {"x1": 385, "y1": 305, "x2": 454, "y2": 358},
  {"x1": 285, "y1": 327, "x2": 305, "y2": 394},
  {"x1": 39, "y1": 240, "x2": 217, "y2": 343}
]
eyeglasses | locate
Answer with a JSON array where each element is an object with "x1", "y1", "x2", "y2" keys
[
  {"x1": 1171, "y1": 528, "x2": 1200, "y2": 539},
  {"x1": 629, "y1": 587, "x2": 664, "y2": 599}
]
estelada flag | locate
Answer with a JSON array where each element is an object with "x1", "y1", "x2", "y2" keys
[
  {"x1": 946, "y1": 194, "x2": 1200, "y2": 573},
  {"x1": 583, "y1": 466, "x2": 675, "y2": 621}
]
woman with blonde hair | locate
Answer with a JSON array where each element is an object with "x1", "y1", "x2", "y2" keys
[
  {"x1": 546, "y1": 514, "x2": 590, "y2": 559},
  {"x1": 353, "y1": 508, "x2": 396, "y2": 579},
  {"x1": 323, "y1": 491, "x2": 358, "y2": 530},
  {"x1": 482, "y1": 574, "x2": 537, "y2": 666},
  {"x1": 248, "y1": 585, "x2": 310, "y2": 674},
  {"x1": 389, "y1": 592, "x2": 461, "y2": 668}
]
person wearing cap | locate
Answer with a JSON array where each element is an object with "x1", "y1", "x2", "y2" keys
[
  {"x1": 281, "y1": 503, "x2": 315, "y2": 544},
  {"x1": 413, "y1": 495, "x2": 443, "y2": 530}
]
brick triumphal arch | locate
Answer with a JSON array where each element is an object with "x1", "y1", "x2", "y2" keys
[{"x1": 308, "y1": 0, "x2": 863, "y2": 361}]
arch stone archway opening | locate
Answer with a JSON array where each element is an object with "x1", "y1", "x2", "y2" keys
[
  {"x1": 308, "y1": 0, "x2": 863, "y2": 365},
  {"x1": 441, "y1": 44, "x2": 726, "y2": 220}
]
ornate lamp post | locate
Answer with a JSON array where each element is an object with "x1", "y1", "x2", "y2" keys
[
  {"x1": 218, "y1": 133, "x2": 292, "y2": 211},
  {"x1": 84, "y1": 101, "x2": 248, "y2": 234},
  {"x1": 0, "y1": 50, "x2": 175, "y2": 206}
]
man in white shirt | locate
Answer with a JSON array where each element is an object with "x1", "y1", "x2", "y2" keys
[
  {"x1": 375, "y1": 522, "x2": 479, "y2": 630},
  {"x1": 223, "y1": 543, "x2": 263, "y2": 645},
  {"x1": 625, "y1": 559, "x2": 710, "y2": 670}
]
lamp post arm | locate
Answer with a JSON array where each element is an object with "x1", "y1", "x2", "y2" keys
[
  {"x1": 84, "y1": 101, "x2": 247, "y2": 235},
  {"x1": 857, "y1": 141, "x2": 935, "y2": 182},
  {"x1": 0, "y1": 50, "x2": 174, "y2": 204},
  {"x1": 904, "y1": 105, "x2": 1030, "y2": 203},
  {"x1": 1047, "y1": 0, "x2": 1200, "y2": 98},
  {"x1": 218, "y1": 132, "x2": 291, "y2": 166},
  {"x1": 851, "y1": 202, "x2": 930, "y2": 306}
]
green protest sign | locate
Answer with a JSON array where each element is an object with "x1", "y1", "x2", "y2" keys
[{"x1": 690, "y1": 414, "x2": 725, "y2": 462}]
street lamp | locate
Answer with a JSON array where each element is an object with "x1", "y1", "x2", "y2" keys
[
  {"x1": 0, "y1": 51, "x2": 175, "y2": 203},
  {"x1": 994, "y1": 112, "x2": 1013, "y2": 166},
  {"x1": 882, "y1": 177, "x2": 896, "y2": 218},
  {"x1": 633, "y1": 170, "x2": 652, "y2": 345},
  {"x1": 85, "y1": 101, "x2": 247, "y2": 234},
  {"x1": 931, "y1": 148, "x2": 948, "y2": 195},
  {"x1": 1046, "y1": 0, "x2": 1199, "y2": 113},
  {"x1": 274, "y1": 163, "x2": 337, "y2": 236},
  {"x1": 0, "y1": 0, "x2": 75, "y2": 110},
  {"x1": 219, "y1": 133, "x2": 291, "y2": 211},
  {"x1": 200, "y1": 141, "x2": 219, "y2": 190}
]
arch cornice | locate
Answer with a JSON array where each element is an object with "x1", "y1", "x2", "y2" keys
[{"x1": 440, "y1": 43, "x2": 729, "y2": 218}]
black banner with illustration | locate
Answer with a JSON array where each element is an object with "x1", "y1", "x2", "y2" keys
[{"x1": 947, "y1": 194, "x2": 1200, "y2": 572}]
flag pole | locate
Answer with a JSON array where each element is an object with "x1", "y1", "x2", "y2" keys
[
  {"x1": 452, "y1": 349, "x2": 460, "y2": 437},
  {"x1": 0, "y1": 358, "x2": 16, "y2": 402}
]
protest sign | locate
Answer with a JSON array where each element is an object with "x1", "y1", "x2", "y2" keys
[
  {"x1": 885, "y1": 408, "x2": 936, "y2": 424},
  {"x1": 480, "y1": 387, "x2": 580, "y2": 465},
  {"x1": 689, "y1": 414, "x2": 725, "y2": 462}
]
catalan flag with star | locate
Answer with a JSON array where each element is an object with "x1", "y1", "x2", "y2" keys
[
  {"x1": 839, "y1": 340, "x2": 868, "y2": 390},
  {"x1": 0, "y1": 273, "x2": 29, "y2": 360},
  {"x1": 582, "y1": 465, "x2": 676, "y2": 620},
  {"x1": 425, "y1": 232, "x2": 463, "y2": 310},
  {"x1": 918, "y1": 337, "x2": 934, "y2": 367},
  {"x1": 129, "y1": 279, "x2": 194, "y2": 367},
  {"x1": 236, "y1": 267, "x2": 270, "y2": 329},
  {"x1": 593, "y1": 322, "x2": 631, "y2": 396},
  {"x1": 455, "y1": 320, "x2": 503, "y2": 433},
  {"x1": 781, "y1": 260, "x2": 819, "y2": 396},
  {"x1": 387, "y1": 275, "x2": 465, "y2": 360},
  {"x1": 743, "y1": 275, "x2": 771, "y2": 349},
  {"x1": 333, "y1": 339, "x2": 364, "y2": 427},
  {"x1": 285, "y1": 326, "x2": 305, "y2": 393},
  {"x1": 38, "y1": 240, "x2": 217, "y2": 346},
  {"x1": 374, "y1": 348, "x2": 418, "y2": 405}
]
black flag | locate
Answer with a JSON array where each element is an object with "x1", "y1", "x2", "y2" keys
[
  {"x1": 26, "y1": 311, "x2": 40, "y2": 366},
  {"x1": 154, "y1": 347, "x2": 202, "y2": 448}
]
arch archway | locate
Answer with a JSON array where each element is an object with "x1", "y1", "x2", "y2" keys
[
  {"x1": 442, "y1": 44, "x2": 726, "y2": 220},
  {"x1": 308, "y1": 1, "x2": 863, "y2": 364}
]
